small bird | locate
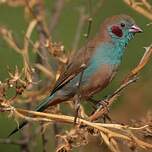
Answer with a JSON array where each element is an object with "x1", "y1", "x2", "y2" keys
[{"x1": 9, "y1": 14, "x2": 142, "y2": 136}]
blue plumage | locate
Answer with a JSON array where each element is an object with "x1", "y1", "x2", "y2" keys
[{"x1": 9, "y1": 14, "x2": 142, "y2": 136}]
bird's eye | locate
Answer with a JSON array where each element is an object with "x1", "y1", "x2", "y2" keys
[{"x1": 121, "y1": 23, "x2": 125, "y2": 27}]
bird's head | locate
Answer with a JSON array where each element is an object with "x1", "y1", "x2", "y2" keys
[{"x1": 100, "y1": 15, "x2": 142, "y2": 46}]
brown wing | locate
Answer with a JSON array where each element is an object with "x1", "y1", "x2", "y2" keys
[
  {"x1": 50, "y1": 41, "x2": 96, "y2": 95},
  {"x1": 80, "y1": 64, "x2": 118, "y2": 99}
]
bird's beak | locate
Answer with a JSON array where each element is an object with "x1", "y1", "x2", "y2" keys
[{"x1": 129, "y1": 25, "x2": 143, "y2": 33}]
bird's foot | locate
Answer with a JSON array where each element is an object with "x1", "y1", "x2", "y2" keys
[
  {"x1": 73, "y1": 95, "x2": 81, "y2": 124},
  {"x1": 74, "y1": 103, "x2": 80, "y2": 124},
  {"x1": 97, "y1": 99, "x2": 112, "y2": 123},
  {"x1": 97, "y1": 98, "x2": 109, "y2": 112},
  {"x1": 88, "y1": 97, "x2": 100, "y2": 110}
]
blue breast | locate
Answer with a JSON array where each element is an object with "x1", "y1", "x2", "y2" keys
[
  {"x1": 65, "y1": 42, "x2": 125, "y2": 89},
  {"x1": 83, "y1": 42, "x2": 125, "y2": 79}
]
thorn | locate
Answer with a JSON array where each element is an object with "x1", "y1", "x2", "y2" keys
[
  {"x1": 83, "y1": 33, "x2": 88, "y2": 38},
  {"x1": 60, "y1": 45, "x2": 64, "y2": 51},
  {"x1": 10, "y1": 84, "x2": 13, "y2": 88},
  {"x1": 88, "y1": 17, "x2": 92, "y2": 21},
  {"x1": 80, "y1": 63, "x2": 86, "y2": 68}
]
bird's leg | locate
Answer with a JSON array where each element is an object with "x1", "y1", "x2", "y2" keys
[
  {"x1": 88, "y1": 97, "x2": 100, "y2": 110},
  {"x1": 73, "y1": 71, "x2": 84, "y2": 124},
  {"x1": 88, "y1": 97, "x2": 109, "y2": 112},
  {"x1": 97, "y1": 98, "x2": 112, "y2": 123},
  {"x1": 97, "y1": 99, "x2": 109, "y2": 112},
  {"x1": 89, "y1": 97, "x2": 112, "y2": 122},
  {"x1": 88, "y1": 97, "x2": 112, "y2": 122},
  {"x1": 73, "y1": 95, "x2": 81, "y2": 124}
]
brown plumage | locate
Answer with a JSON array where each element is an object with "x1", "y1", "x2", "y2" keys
[{"x1": 9, "y1": 15, "x2": 142, "y2": 136}]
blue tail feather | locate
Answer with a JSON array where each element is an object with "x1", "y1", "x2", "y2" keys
[{"x1": 8, "y1": 95, "x2": 54, "y2": 137}]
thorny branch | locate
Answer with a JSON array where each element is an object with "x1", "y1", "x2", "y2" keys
[
  {"x1": 0, "y1": 18, "x2": 37, "y2": 83},
  {"x1": 0, "y1": 105, "x2": 152, "y2": 152},
  {"x1": 0, "y1": 43, "x2": 152, "y2": 152}
]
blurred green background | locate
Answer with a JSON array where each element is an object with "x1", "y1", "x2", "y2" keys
[{"x1": 0, "y1": 0, "x2": 152, "y2": 151}]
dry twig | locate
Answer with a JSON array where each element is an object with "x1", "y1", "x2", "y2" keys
[
  {"x1": 1, "y1": 106, "x2": 152, "y2": 152},
  {"x1": 123, "y1": 0, "x2": 152, "y2": 20}
]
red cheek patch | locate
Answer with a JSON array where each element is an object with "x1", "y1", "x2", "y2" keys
[{"x1": 111, "y1": 26, "x2": 123, "y2": 37}]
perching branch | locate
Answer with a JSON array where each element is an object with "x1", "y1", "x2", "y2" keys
[
  {"x1": 89, "y1": 44, "x2": 152, "y2": 121},
  {"x1": 1, "y1": 106, "x2": 152, "y2": 152}
]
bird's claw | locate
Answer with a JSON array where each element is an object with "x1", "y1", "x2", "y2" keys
[
  {"x1": 97, "y1": 99, "x2": 109, "y2": 112},
  {"x1": 97, "y1": 99, "x2": 112, "y2": 122},
  {"x1": 73, "y1": 95, "x2": 81, "y2": 124}
]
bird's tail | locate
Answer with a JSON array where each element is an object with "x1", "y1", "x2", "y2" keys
[{"x1": 8, "y1": 95, "x2": 54, "y2": 137}]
